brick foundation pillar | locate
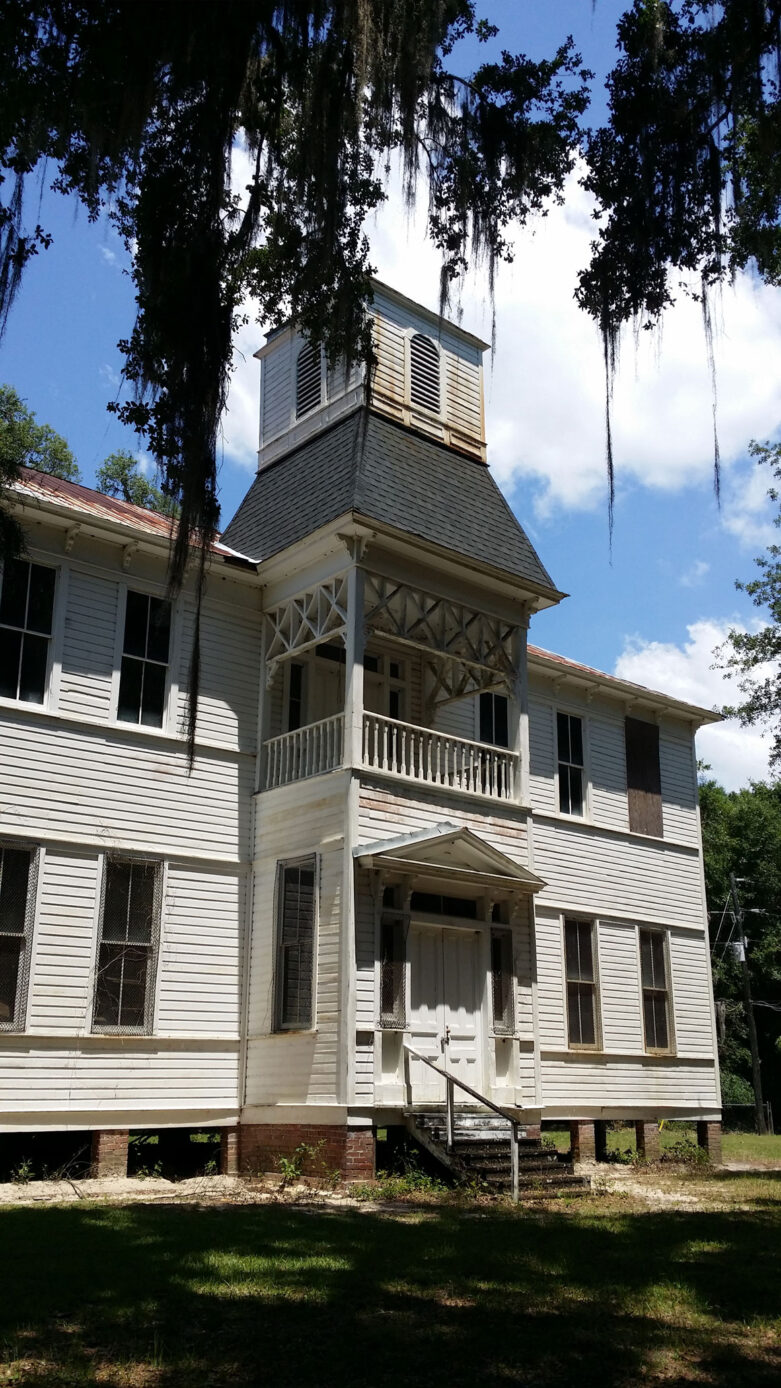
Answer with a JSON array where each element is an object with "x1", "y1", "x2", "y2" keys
[
  {"x1": 91, "y1": 1129, "x2": 129, "y2": 1178},
  {"x1": 220, "y1": 1127, "x2": 238, "y2": 1176},
  {"x1": 344, "y1": 1128, "x2": 375, "y2": 1181},
  {"x1": 635, "y1": 1121, "x2": 661, "y2": 1162},
  {"x1": 569, "y1": 1121, "x2": 596, "y2": 1161},
  {"x1": 697, "y1": 1121, "x2": 722, "y2": 1165}
]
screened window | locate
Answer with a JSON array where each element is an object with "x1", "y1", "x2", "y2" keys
[
  {"x1": 117, "y1": 590, "x2": 171, "y2": 728},
  {"x1": 276, "y1": 859, "x2": 316, "y2": 1030},
  {"x1": 380, "y1": 916, "x2": 406, "y2": 1030},
  {"x1": 410, "y1": 333, "x2": 440, "y2": 413},
  {"x1": 0, "y1": 558, "x2": 55, "y2": 704},
  {"x1": 565, "y1": 919, "x2": 598, "y2": 1048},
  {"x1": 296, "y1": 344, "x2": 322, "y2": 418},
  {"x1": 0, "y1": 845, "x2": 34, "y2": 1031},
  {"x1": 640, "y1": 929, "x2": 671, "y2": 1051},
  {"x1": 557, "y1": 712, "x2": 584, "y2": 816},
  {"x1": 93, "y1": 859, "x2": 161, "y2": 1033},
  {"x1": 491, "y1": 928, "x2": 514, "y2": 1035}
]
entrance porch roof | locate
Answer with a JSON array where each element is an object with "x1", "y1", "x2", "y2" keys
[{"x1": 353, "y1": 823, "x2": 545, "y2": 894}]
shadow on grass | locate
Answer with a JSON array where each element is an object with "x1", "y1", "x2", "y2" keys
[{"x1": 1, "y1": 1200, "x2": 779, "y2": 1386}]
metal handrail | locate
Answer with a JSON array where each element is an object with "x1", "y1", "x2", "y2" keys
[{"x1": 403, "y1": 1043, "x2": 521, "y2": 1201}]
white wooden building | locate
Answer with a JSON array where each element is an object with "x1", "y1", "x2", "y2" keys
[{"x1": 0, "y1": 283, "x2": 722, "y2": 1178}]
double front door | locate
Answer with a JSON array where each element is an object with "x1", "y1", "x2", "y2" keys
[{"x1": 407, "y1": 924, "x2": 483, "y2": 1102}]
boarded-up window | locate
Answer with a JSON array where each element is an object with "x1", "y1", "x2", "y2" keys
[
  {"x1": 296, "y1": 344, "x2": 322, "y2": 418},
  {"x1": 93, "y1": 859, "x2": 161, "y2": 1033},
  {"x1": 557, "y1": 712, "x2": 584, "y2": 816},
  {"x1": 640, "y1": 929, "x2": 671, "y2": 1051},
  {"x1": 276, "y1": 859, "x2": 316, "y2": 1029},
  {"x1": 117, "y1": 590, "x2": 171, "y2": 728},
  {"x1": 0, "y1": 845, "x2": 35, "y2": 1031},
  {"x1": 625, "y1": 717, "x2": 663, "y2": 837},
  {"x1": 0, "y1": 558, "x2": 55, "y2": 704},
  {"x1": 491, "y1": 928, "x2": 514, "y2": 1035},
  {"x1": 565, "y1": 919, "x2": 598, "y2": 1048},
  {"x1": 410, "y1": 333, "x2": 440, "y2": 413}
]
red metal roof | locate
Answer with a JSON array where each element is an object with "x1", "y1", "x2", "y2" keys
[{"x1": 11, "y1": 467, "x2": 252, "y2": 561}]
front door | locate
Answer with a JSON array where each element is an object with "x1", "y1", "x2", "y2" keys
[{"x1": 407, "y1": 924, "x2": 483, "y2": 1103}]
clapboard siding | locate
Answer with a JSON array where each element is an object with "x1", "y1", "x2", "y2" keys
[
  {"x1": 529, "y1": 697, "x2": 556, "y2": 814},
  {"x1": 589, "y1": 716, "x2": 629, "y2": 831},
  {"x1": 513, "y1": 900, "x2": 534, "y2": 1038},
  {"x1": 598, "y1": 921, "x2": 644, "y2": 1054},
  {"x1": 27, "y1": 851, "x2": 99, "y2": 1034},
  {"x1": 533, "y1": 819, "x2": 704, "y2": 926},
  {"x1": 358, "y1": 782, "x2": 527, "y2": 863},
  {"x1": 535, "y1": 913, "x2": 567, "y2": 1050},
  {"x1": 540, "y1": 1056, "x2": 719, "y2": 1110},
  {"x1": 433, "y1": 694, "x2": 476, "y2": 741},
  {"x1": 0, "y1": 1044, "x2": 239, "y2": 1112},
  {"x1": 669, "y1": 931, "x2": 716, "y2": 1058},
  {"x1": 261, "y1": 335, "x2": 293, "y2": 443},
  {"x1": 59, "y1": 570, "x2": 118, "y2": 722},
  {"x1": 660, "y1": 735, "x2": 699, "y2": 846},
  {"x1": 0, "y1": 714, "x2": 253, "y2": 861},
  {"x1": 176, "y1": 599, "x2": 260, "y2": 753},
  {"x1": 355, "y1": 870, "x2": 375, "y2": 1031},
  {"x1": 157, "y1": 865, "x2": 243, "y2": 1036}
]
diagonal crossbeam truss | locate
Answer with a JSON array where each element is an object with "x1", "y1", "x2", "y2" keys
[
  {"x1": 365, "y1": 573, "x2": 517, "y2": 702},
  {"x1": 265, "y1": 574, "x2": 348, "y2": 683}
]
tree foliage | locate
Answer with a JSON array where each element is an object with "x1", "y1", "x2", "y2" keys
[
  {"x1": 700, "y1": 776, "x2": 781, "y2": 1116},
  {"x1": 95, "y1": 450, "x2": 178, "y2": 517},
  {"x1": 719, "y1": 441, "x2": 781, "y2": 766},
  {"x1": 0, "y1": 383, "x2": 80, "y2": 481}
]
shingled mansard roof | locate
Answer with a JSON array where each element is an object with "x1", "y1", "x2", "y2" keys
[{"x1": 221, "y1": 408, "x2": 559, "y2": 596}]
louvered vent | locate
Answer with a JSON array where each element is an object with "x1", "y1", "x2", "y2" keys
[
  {"x1": 296, "y1": 344, "x2": 322, "y2": 418},
  {"x1": 410, "y1": 333, "x2": 440, "y2": 413}
]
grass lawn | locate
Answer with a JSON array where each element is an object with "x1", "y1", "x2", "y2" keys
[
  {"x1": 1, "y1": 1179, "x2": 780, "y2": 1386},
  {"x1": 544, "y1": 1126, "x2": 781, "y2": 1165}
]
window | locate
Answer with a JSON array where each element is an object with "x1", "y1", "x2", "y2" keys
[
  {"x1": 117, "y1": 590, "x2": 171, "y2": 728},
  {"x1": 410, "y1": 333, "x2": 440, "y2": 412},
  {"x1": 479, "y1": 692, "x2": 509, "y2": 748},
  {"x1": 491, "y1": 928, "x2": 514, "y2": 1035},
  {"x1": 564, "y1": 918, "x2": 599, "y2": 1048},
  {"x1": 0, "y1": 845, "x2": 35, "y2": 1031},
  {"x1": 93, "y1": 858, "x2": 161, "y2": 1033},
  {"x1": 640, "y1": 929, "x2": 672, "y2": 1052},
  {"x1": 409, "y1": 891, "x2": 477, "y2": 919},
  {"x1": 287, "y1": 662, "x2": 304, "y2": 731},
  {"x1": 275, "y1": 858, "x2": 316, "y2": 1029},
  {"x1": 557, "y1": 712, "x2": 584, "y2": 816},
  {"x1": 625, "y1": 717, "x2": 663, "y2": 837},
  {"x1": 380, "y1": 888, "x2": 406, "y2": 1028},
  {"x1": 0, "y1": 558, "x2": 55, "y2": 704},
  {"x1": 296, "y1": 343, "x2": 322, "y2": 418}
]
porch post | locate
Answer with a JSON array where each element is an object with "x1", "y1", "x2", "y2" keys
[{"x1": 344, "y1": 564, "x2": 365, "y2": 770}]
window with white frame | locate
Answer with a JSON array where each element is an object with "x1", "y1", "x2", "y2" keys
[
  {"x1": 117, "y1": 590, "x2": 171, "y2": 728},
  {"x1": 640, "y1": 928, "x2": 672, "y2": 1052},
  {"x1": 564, "y1": 918, "x2": 599, "y2": 1048},
  {"x1": 92, "y1": 858, "x2": 161, "y2": 1033},
  {"x1": 0, "y1": 558, "x2": 56, "y2": 704},
  {"x1": 557, "y1": 711, "x2": 584, "y2": 816},
  {"x1": 0, "y1": 844, "x2": 36, "y2": 1031},
  {"x1": 275, "y1": 858, "x2": 316, "y2": 1030},
  {"x1": 409, "y1": 333, "x2": 440, "y2": 413}
]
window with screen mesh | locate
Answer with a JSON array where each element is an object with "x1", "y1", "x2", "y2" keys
[
  {"x1": 296, "y1": 344, "x2": 322, "y2": 418},
  {"x1": 640, "y1": 929, "x2": 671, "y2": 1051},
  {"x1": 380, "y1": 913, "x2": 406, "y2": 1028},
  {"x1": 557, "y1": 712, "x2": 584, "y2": 817},
  {"x1": 409, "y1": 334, "x2": 440, "y2": 413},
  {"x1": 0, "y1": 845, "x2": 33, "y2": 1031},
  {"x1": 564, "y1": 919, "x2": 598, "y2": 1048},
  {"x1": 491, "y1": 928, "x2": 514, "y2": 1034},
  {"x1": 117, "y1": 590, "x2": 171, "y2": 728},
  {"x1": 0, "y1": 559, "x2": 55, "y2": 704},
  {"x1": 276, "y1": 859, "x2": 316, "y2": 1029},
  {"x1": 93, "y1": 859, "x2": 161, "y2": 1032}
]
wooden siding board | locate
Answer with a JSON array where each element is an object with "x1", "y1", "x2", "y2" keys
[{"x1": 59, "y1": 571, "x2": 119, "y2": 722}]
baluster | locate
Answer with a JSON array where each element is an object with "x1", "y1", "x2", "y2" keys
[{"x1": 382, "y1": 719, "x2": 389, "y2": 772}]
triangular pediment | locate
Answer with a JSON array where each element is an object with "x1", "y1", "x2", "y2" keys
[{"x1": 354, "y1": 824, "x2": 545, "y2": 893}]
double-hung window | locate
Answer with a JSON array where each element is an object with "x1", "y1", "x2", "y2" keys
[
  {"x1": 640, "y1": 929, "x2": 672, "y2": 1052},
  {"x1": 0, "y1": 844, "x2": 36, "y2": 1031},
  {"x1": 117, "y1": 590, "x2": 171, "y2": 728},
  {"x1": 0, "y1": 558, "x2": 56, "y2": 704},
  {"x1": 557, "y1": 712, "x2": 584, "y2": 816},
  {"x1": 275, "y1": 858, "x2": 316, "y2": 1030},
  {"x1": 565, "y1": 918, "x2": 599, "y2": 1048},
  {"x1": 92, "y1": 858, "x2": 161, "y2": 1033}
]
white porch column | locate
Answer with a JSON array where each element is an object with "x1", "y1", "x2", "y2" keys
[{"x1": 344, "y1": 564, "x2": 365, "y2": 770}]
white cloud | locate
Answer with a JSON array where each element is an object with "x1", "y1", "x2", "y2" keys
[
  {"x1": 614, "y1": 619, "x2": 776, "y2": 790},
  {"x1": 680, "y1": 559, "x2": 710, "y2": 588},
  {"x1": 99, "y1": 245, "x2": 118, "y2": 267}
]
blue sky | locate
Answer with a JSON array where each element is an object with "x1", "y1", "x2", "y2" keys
[{"x1": 2, "y1": 1, "x2": 780, "y2": 789}]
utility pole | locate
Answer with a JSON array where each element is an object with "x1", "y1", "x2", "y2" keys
[{"x1": 729, "y1": 874, "x2": 768, "y2": 1135}]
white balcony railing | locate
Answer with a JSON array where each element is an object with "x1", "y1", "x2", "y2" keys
[
  {"x1": 262, "y1": 713, "x2": 344, "y2": 790},
  {"x1": 362, "y1": 712, "x2": 516, "y2": 801}
]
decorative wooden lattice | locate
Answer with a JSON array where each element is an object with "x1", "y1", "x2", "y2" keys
[{"x1": 265, "y1": 574, "x2": 348, "y2": 683}]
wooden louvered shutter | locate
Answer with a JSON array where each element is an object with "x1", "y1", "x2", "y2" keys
[
  {"x1": 625, "y1": 717, "x2": 663, "y2": 837},
  {"x1": 296, "y1": 344, "x2": 321, "y2": 418},
  {"x1": 409, "y1": 333, "x2": 440, "y2": 413}
]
